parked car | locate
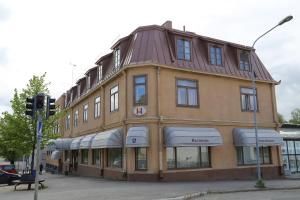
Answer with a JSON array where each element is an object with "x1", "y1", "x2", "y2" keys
[
  {"x1": 0, "y1": 169, "x2": 21, "y2": 185},
  {"x1": 0, "y1": 164, "x2": 18, "y2": 174}
]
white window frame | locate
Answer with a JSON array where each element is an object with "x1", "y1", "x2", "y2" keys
[
  {"x1": 94, "y1": 96, "x2": 101, "y2": 118},
  {"x1": 83, "y1": 104, "x2": 88, "y2": 122}
]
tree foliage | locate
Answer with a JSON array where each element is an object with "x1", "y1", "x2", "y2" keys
[
  {"x1": 277, "y1": 113, "x2": 286, "y2": 124},
  {"x1": 0, "y1": 73, "x2": 61, "y2": 165},
  {"x1": 290, "y1": 108, "x2": 300, "y2": 124}
]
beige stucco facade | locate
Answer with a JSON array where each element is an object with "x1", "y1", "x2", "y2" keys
[{"x1": 46, "y1": 64, "x2": 282, "y2": 181}]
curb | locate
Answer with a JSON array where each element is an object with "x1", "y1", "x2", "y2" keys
[{"x1": 160, "y1": 186, "x2": 300, "y2": 200}]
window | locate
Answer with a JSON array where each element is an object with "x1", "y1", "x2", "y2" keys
[
  {"x1": 240, "y1": 51, "x2": 250, "y2": 71},
  {"x1": 134, "y1": 75, "x2": 147, "y2": 105},
  {"x1": 86, "y1": 75, "x2": 91, "y2": 89},
  {"x1": 92, "y1": 149, "x2": 101, "y2": 166},
  {"x1": 107, "y1": 148, "x2": 122, "y2": 168},
  {"x1": 177, "y1": 39, "x2": 191, "y2": 61},
  {"x1": 110, "y1": 85, "x2": 119, "y2": 112},
  {"x1": 65, "y1": 114, "x2": 70, "y2": 130},
  {"x1": 240, "y1": 87, "x2": 258, "y2": 111},
  {"x1": 177, "y1": 79, "x2": 198, "y2": 107},
  {"x1": 98, "y1": 65, "x2": 103, "y2": 82},
  {"x1": 282, "y1": 140, "x2": 300, "y2": 173},
  {"x1": 114, "y1": 49, "x2": 120, "y2": 69},
  {"x1": 77, "y1": 85, "x2": 81, "y2": 97},
  {"x1": 167, "y1": 147, "x2": 210, "y2": 169},
  {"x1": 83, "y1": 104, "x2": 88, "y2": 122},
  {"x1": 237, "y1": 146, "x2": 271, "y2": 165},
  {"x1": 94, "y1": 97, "x2": 101, "y2": 118},
  {"x1": 209, "y1": 46, "x2": 222, "y2": 66},
  {"x1": 135, "y1": 148, "x2": 147, "y2": 170},
  {"x1": 65, "y1": 151, "x2": 69, "y2": 161},
  {"x1": 81, "y1": 149, "x2": 88, "y2": 164},
  {"x1": 74, "y1": 110, "x2": 78, "y2": 127}
]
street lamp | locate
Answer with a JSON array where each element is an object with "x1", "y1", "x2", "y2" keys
[{"x1": 251, "y1": 15, "x2": 293, "y2": 188}]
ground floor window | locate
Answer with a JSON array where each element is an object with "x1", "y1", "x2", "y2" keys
[
  {"x1": 81, "y1": 149, "x2": 89, "y2": 164},
  {"x1": 92, "y1": 149, "x2": 101, "y2": 166},
  {"x1": 65, "y1": 151, "x2": 69, "y2": 161},
  {"x1": 167, "y1": 146, "x2": 210, "y2": 169},
  {"x1": 236, "y1": 146, "x2": 271, "y2": 165},
  {"x1": 107, "y1": 148, "x2": 122, "y2": 168},
  {"x1": 135, "y1": 148, "x2": 147, "y2": 170},
  {"x1": 282, "y1": 140, "x2": 300, "y2": 173}
]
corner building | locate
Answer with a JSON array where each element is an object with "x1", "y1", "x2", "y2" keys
[{"x1": 46, "y1": 21, "x2": 284, "y2": 181}]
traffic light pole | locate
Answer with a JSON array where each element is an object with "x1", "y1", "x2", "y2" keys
[{"x1": 34, "y1": 112, "x2": 42, "y2": 200}]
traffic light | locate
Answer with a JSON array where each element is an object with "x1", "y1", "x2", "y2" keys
[
  {"x1": 25, "y1": 97, "x2": 35, "y2": 118},
  {"x1": 36, "y1": 93, "x2": 45, "y2": 109},
  {"x1": 46, "y1": 96, "x2": 56, "y2": 118}
]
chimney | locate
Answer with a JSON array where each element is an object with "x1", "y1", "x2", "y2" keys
[{"x1": 162, "y1": 20, "x2": 172, "y2": 29}]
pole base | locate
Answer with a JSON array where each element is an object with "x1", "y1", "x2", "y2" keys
[{"x1": 255, "y1": 179, "x2": 266, "y2": 188}]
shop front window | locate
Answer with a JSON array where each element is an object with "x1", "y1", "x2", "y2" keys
[
  {"x1": 167, "y1": 146, "x2": 210, "y2": 169},
  {"x1": 135, "y1": 148, "x2": 147, "y2": 170},
  {"x1": 236, "y1": 146, "x2": 271, "y2": 165},
  {"x1": 107, "y1": 148, "x2": 122, "y2": 168},
  {"x1": 81, "y1": 149, "x2": 88, "y2": 164},
  {"x1": 92, "y1": 149, "x2": 101, "y2": 166}
]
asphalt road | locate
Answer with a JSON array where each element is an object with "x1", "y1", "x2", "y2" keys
[{"x1": 199, "y1": 189, "x2": 300, "y2": 200}]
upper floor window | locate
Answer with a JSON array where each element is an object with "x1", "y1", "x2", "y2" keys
[
  {"x1": 98, "y1": 65, "x2": 103, "y2": 82},
  {"x1": 74, "y1": 110, "x2": 78, "y2": 127},
  {"x1": 240, "y1": 51, "x2": 250, "y2": 71},
  {"x1": 65, "y1": 114, "x2": 70, "y2": 130},
  {"x1": 94, "y1": 96, "x2": 101, "y2": 118},
  {"x1": 83, "y1": 104, "x2": 88, "y2": 122},
  {"x1": 110, "y1": 85, "x2": 119, "y2": 112},
  {"x1": 240, "y1": 87, "x2": 258, "y2": 111},
  {"x1": 134, "y1": 75, "x2": 147, "y2": 105},
  {"x1": 209, "y1": 46, "x2": 222, "y2": 66},
  {"x1": 114, "y1": 49, "x2": 120, "y2": 69},
  {"x1": 177, "y1": 79, "x2": 198, "y2": 107},
  {"x1": 177, "y1": 39, "x2": 191, "y2": 61}
]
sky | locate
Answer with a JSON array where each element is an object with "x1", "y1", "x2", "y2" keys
[{"x1": 0, "y1": 0, "x2": 299, "y2": 120}]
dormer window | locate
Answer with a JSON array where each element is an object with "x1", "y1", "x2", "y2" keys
[
  {"x1": 77, "y1": 85, "x2": 81, "y2": 97},
  {"x1": 114, "y1": 49, "x2": 120, "y2": 69},
  {"x1": 177, "y1": 39, "x2": 191, "y2": 61},
  {"x1": 64, "y1": 94, "x2": 68, "y2": 107},
  {"x1": 86, "y1": 75, "x2": 91, "y2": 90},
  {"x1": 70, "y1": 92, "x2": 73, "y2": 102},
  {"x1": 209, "y1": 46, "x2": 222, "y2": 66},
  {"x1": 98, "y1": 65, "x2": 103, "y2": 82},
  {"x1": 239, "y1": 51, "x2": 250, "y2": 71}
]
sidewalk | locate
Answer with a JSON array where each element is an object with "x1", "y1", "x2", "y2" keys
[{"x1": 162, "y1": 178, "x2": 300, "y2": 200}]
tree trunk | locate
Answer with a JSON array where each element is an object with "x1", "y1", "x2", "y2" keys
[{"x1": 30, "y1": 142, "x2": 35, "y2": 172}]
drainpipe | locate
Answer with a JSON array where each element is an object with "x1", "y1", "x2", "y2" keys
[
  {"x1": 157, "y1": 66, "x2": 163, "y2": 178},
  {"x1": 122, "y1": 70, "x2": 128, "y2": 178}
]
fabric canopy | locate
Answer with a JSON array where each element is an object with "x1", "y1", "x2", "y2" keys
[
  {"x1": 53, "y1": 138, "x2": 73, "y2": 150},
  {"x1": 50, "y1": 150, "x2": 61, "y2": 160},
  {"x1": 233, "y1": 128, "x2": 284, "y2": 147},
  {"x1": 164, "y1": 127, "x2": 223, "y2": 147},
  {"x1": 70, "y1": 136, "x2": 84, "y2": 150},
  {"x1": 91, "y1": 128, "x2": 123, "y2": 149},
  {"x1": 80, "y1": 134, "x2": 97, "y2": 149},
  {"x1": 126, "y1": 126, "x2": 149, "y2": 147}
]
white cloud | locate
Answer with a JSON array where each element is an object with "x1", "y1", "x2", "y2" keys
[{"x1": 0, "y1": 0, "x2": 299, "y2": 120}]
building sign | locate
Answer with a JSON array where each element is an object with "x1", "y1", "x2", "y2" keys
[
  {"x1": 133, "y1": 106, "x2": 146, "y2": 116},
  {"x1": 192, "y1": 138, "x2": 209, "y2": 143}
]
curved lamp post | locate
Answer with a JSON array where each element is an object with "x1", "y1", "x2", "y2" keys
[{"x1": 251, "y1": 15, "x2": 293, "y2": 188}]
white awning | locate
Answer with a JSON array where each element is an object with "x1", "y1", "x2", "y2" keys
[
  {"x1": 51, "y1": 150, "x2": 61, "y2": 160},
  {"x1": 70, "y1": 136, "x2": 84, "y2": 150},
  {"x1": 126, "y1": 126, "x2": 149, "y2": 147},
  {"x1": 80, "y1": 134, "x2": 97, "y2": 149},
  {"x1": 91, "y1": 128, "x2": 123, "y2": 149},
  {"x1": 164, "y1": 127, "x2": 223, "y2": 147},
  {"x1": 54, "y1": 138, "x2": 73, "y2": 150},
  {"x1": 233, "y1": 128, "x2": 284, "y2": 146}
]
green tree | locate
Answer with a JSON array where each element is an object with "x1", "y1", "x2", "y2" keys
[
  {"x1": 0, "y1": 73, "x2": 61, "y2": 167},
  {"x1": 277, "y1": 113, "x2": 286, "y2": 123},
  {"x1": 289, "y1": 108, "x2": 300, "y2": 124}
]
